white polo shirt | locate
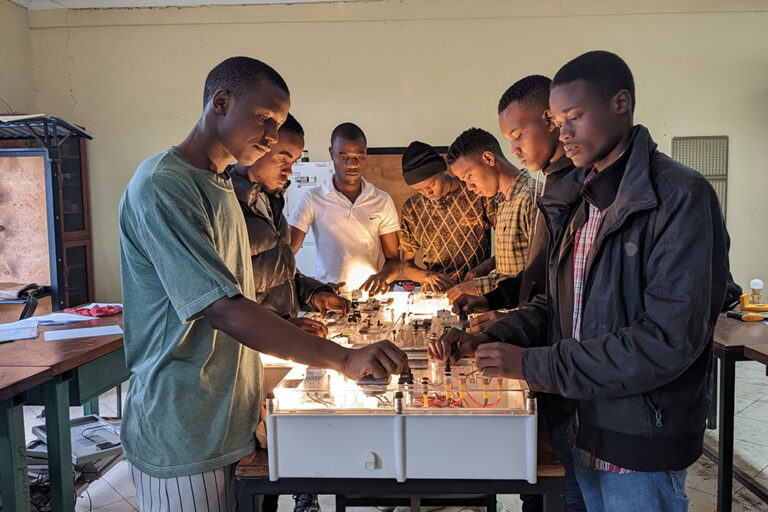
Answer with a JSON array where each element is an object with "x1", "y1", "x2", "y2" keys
[{"x1": 289, "y1": 177, "x2": 399, "y2": 289}]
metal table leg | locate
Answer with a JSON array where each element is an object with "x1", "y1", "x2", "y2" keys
[
  {"x1": 235, "y1": 487, "x2": 257, "y2": 512},
  {"x1": 717, "y1": 351, "x2": 736, "y2": 512},
  {"x1": 0, "y1": 397, "x2": 32, "y2": 512},
  {"x1": 708, "y1": 355, "x2": 719, "y2": 429},
  {"x1": 543, "y1": 477, "x2": 565, "y2": 512},
  {"x1": 44, "y1": 375, "x2": 75, "y2": 512},
  {"x1": 82, "y1": 397, "x2": 99, "y2": 416}
]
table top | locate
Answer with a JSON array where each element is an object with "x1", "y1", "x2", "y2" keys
[
  {"x1": 0, "y1": 314, "x2": 123, "y2": 375},
  {"x1": 236, "y1": 432, "x2": 565, "y2": 479},
  {"x1": 714, "y1": 313, "x2": 768, "y2": 352},
  {"x1": 0, "y1": 366, "x2": 53, "y2": 402},
  {"x1": 744, "y1": 344, "x2": 768, "y2": 367}
]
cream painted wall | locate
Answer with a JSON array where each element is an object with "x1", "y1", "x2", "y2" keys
[
  {"x1": 0, "y1": 0, "x2": 34, "y2": 113},
  {"x1": 21, "y1": 0, "x2": 768, "y2": 301}
]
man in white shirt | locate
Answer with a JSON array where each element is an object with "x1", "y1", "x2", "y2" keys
[{"x1": 289, "y1": 123, "x2": 400, "y2": 294}]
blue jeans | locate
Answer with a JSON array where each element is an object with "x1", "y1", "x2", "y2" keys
[{"x1": 573, "y1": 450, "x2": 689, "y2": 512}]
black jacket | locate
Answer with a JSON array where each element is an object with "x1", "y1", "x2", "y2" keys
[
  {"x1": 485, "y1": 126, "x2": 729, "y2": 471},
  {"x1": 484, "y1": 155, "x2": 575, "y2": 309},
  {"x1": 231, "y1": 171, "x2": 331, "y2": 317}
]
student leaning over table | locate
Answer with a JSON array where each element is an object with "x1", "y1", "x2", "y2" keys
[
  {"x1": 118, "y1": 56, "x2": 407, "y2": 512},
  {"x1": 432, "y1": 51, "x2": 729, "y2": 512}
]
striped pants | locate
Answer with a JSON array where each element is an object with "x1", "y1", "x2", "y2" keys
[{"x1": 129, "y1": 462, "x2": 253, "y2": 512}]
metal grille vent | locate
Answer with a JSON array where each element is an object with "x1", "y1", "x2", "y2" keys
[{"x1": 671, "y1": 136, "x2": 728, "y2": 217}]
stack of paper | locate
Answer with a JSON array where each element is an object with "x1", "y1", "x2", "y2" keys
[{"x1": 0, "y1": 318, "x2": 39, "y2": 343}]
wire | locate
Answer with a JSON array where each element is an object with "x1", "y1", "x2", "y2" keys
[
  {"x1": 464, "y1": 392, "x2": 502, "y2": 408},
  {"x1": 0, "y1": 95, "x2": 14, "y2": 113},
  {"x1": 466, "y1": 392, "x2": 485, "y2": 407},
  {"x1": 486, "y1": 395, "x2": 502, "y2": 407},
  {"x1": 80, "y1": 425, "x2": 110, "y2": 442},
  {"x1": 307, "y1": 393, "x2": 333, "y2": 408}
]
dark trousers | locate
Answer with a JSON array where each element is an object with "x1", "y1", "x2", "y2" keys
[{"x1": 522, "y1": 423, "x2": 587, "y2": 512}]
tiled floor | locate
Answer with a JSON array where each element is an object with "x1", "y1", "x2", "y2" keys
[{"x1": 20, "y1": 360, "x2": 768, "y2": 511}]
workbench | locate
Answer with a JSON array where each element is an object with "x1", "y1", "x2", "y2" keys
[
  {"x1": 235, "y1": 433, "x2": 566, "y2": 512},
  {"x1": 0, "y1": 314, "x2": 128, "y2": 512},
  {"x1": 708, "y1": 315, "x2": 768, "y2": 512}
]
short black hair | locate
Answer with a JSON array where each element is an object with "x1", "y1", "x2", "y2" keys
[
  {"x1": 552, "y1": 51, "x2": 635, "y2": 112},
  {"x1": 280, "y1": 113, "x2": 304, "y2": 138},
  {"x1": 446, "y1": 128, "x2": 504, "y2": 165},
  {"x1": 331, "y1": 122, "x2": 367, "y2": 146},
  {"x1": 498, "y1": 75, "x2": 552, "y2": 114},
  {"x1": 203, "y1": 56, "x2": 289, "y2": 108}
]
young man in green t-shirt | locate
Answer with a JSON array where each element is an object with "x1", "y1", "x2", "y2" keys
[{"x1": 119, "y1": 56, "x2": 408, "y2": 512}]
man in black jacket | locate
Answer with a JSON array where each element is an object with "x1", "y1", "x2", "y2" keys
[
  {"x1": 231, "y1": 114, "x2": 351, "y2": 512},
  {"x1": 230, "y1": 114, "x2": 350, "y2": 336},
  {"x1": 433, "y1": 51, "x2": 728, "y2": 511},
  {"x1": 452, "y1": 75, "x2": 585, "y2": 512}
]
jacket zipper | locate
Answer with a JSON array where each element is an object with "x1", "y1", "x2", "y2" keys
[{"x1": 643, "y1": 393, "x2": 664, "y2": 428}]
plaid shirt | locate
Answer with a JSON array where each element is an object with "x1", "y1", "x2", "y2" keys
[
  {"x1": 400, "y1": 181, "x2": 493, "y2": 285},
  {"x1": 571, "y1": 168, "x2": 634, "y2": 474},
  {"x1": 474, "y1": 169, "x2": 537, "y2": 295}
]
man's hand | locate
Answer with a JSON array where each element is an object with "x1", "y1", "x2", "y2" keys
[
  {"x1": 341, "y1": 341, "x2": 409, "y2": 380},
  {"x1": 360, "y1": 272, "x2": 391, "y2": 295},
  {"x1": 467, "y1": 310, "x2": 508, "y2": 334},
  {"x1": 452, "y1": 294, "x2": 490, "y2": 315},
  {"x1": 475, "y1": 342, "x2": 524, "y2": 379},
  {"x1": 463, "y1": 257, "x2": 494, "y2": 281},
  {"x1": 312, "y1": 291, "x2": 351, "y2": 316},
  {"x1": 463, "y1": 268, "x2": 481, "y2": 281},
  {"x1": 427, "y1": 327, "x2": 493, "y2": 363},
  {"x1": 446, "y1": 280, "x2": 479, "y2": 301},
  {"x1": 286, "y1": 317, "x2": 329, "y2": 338},
  {"x1": 422, "y1": 273, "x2": 455, "y2": 292}
]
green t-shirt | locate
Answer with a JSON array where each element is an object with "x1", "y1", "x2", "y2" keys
[{"x1": 118, "y1": 147, "x2": 261, "y2": 478}]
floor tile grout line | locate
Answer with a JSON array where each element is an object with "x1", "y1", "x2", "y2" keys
[{"x1": 103, "y1": 478, "x2": 133, "y2": 502}]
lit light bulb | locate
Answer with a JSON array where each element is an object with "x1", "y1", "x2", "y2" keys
[
  {"x1": 345, "y1": 262, "x2": 378, "y2": 291},
  {"x1": 750, "y1": 278, "x2": 764, "y2": 304}
]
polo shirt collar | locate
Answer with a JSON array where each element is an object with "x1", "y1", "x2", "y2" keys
[{"x1": 323, "y1": 176, "x2": 373, "y2": 201}]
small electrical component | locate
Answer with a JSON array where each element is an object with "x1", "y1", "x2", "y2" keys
[
  {"x1": 421, "y1": 377, "x2": 430, "y2": 408},
  {"x1": 444, "y1": 363, "x2": 453, "y2": 401},
  {"x1": 303, "y1": 367, "x2": 332, "y2": 403},
  {"x1": 304, "y1": 367, "x2": 327, "y2": 389}
]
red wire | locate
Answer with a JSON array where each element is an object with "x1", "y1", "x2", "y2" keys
[
  {"x1": 466, "y1": 392, "x2": 485, "y2": 407},
  {"x1": 464, "y1": 392, "x2": 502, "y2": 407}
]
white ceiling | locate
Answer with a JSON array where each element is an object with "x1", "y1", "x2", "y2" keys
[{"x1": 11, "y1": 0, "x2": 361, "y2": 9}]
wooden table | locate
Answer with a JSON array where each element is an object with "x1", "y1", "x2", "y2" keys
[
  {"x1": 0, "y1": 366, "x2": 53, "y2": 512},
  {"x1": 744, "y1": 344, "x2": 768, "y2": 368},
  {"x1": 709, "y1": 315, "x2": 768, "y2": 512},
  {"x1": 236, "y1": 433, "x2": 566, "y2": 512},
  {"x1": 0, "y1": 314, "x2": 128, "y2": 512}
]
